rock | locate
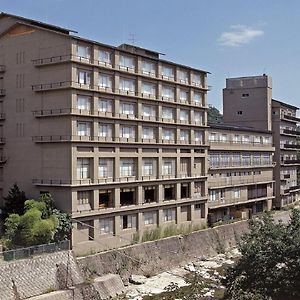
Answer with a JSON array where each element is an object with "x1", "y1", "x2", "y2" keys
[
  {"x1": 203, "y1": 290, "x2": 214, "y2": 297},
  {"x1": 196, "y1": 261, "x2": 222, "y2": 269},
  {"x1": 129, "y1": 275, "x2": 147, "y2": 285},
  {"x1": 184, "y1": 264, "x2": 196, "y2": 272}
]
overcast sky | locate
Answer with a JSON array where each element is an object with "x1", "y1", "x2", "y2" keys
[{"x1": 1, "y1": 0, "x2": 300, "y2": 111}]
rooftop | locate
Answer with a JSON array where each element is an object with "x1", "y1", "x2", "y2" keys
[{"x1": 209, "y1": 122, "x2": 273, "y2": 134}]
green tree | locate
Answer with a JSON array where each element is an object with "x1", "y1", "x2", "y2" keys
[
  {"x1": 208, "y1": 105, "x2": 223, "y2": 124},
  {"x1": 224, "y1": 210, "x2": 300, "y2": 300},
  {"x1": 2, "y1": 183, "x2": 27, "y2": 216}
]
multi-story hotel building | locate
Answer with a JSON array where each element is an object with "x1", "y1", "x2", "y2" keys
[
  {"x1": 207, "y1": 124, "x2": 275, "y2": 223},
  {"x1": 0, "y1": 13, "x2": 209, "y2": 254},
  {"x1": 223, "y1": 75, "x2": 300, "y2": 208}
]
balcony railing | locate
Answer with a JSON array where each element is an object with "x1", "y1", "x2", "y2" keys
[
  {"x1": 283, "y1": 159, "x2": 300, "y2": 165},
  {"x1": 290, "y1": 185, "x2": 300, "y2": 192},
  {"x1": 208, "y1": 195, "x2": 271, "y2": 208},
  {"x1": 283, "y1": 144, "x2": 300, "y2": 150},
  {"x1": 209, "y1": 176, "x2": 274, "y2": 188},
  {"x1": 283, "y1": 114, "x2": 300, "y2": 123},
  {"x1": 283, "y1": 129, "x2": 300, "y2": 136},
  {"x1": 209, "y1": 139, "x2": 273, "y2": 147},
  {"x1": 210, "y1": 162, "x2": 274, "y2": 169}
]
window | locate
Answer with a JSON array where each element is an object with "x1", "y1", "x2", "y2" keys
[
  {"x1": 162, "y1": 86, "x2": 175, "y2": 100},
  {"x1": 209, "y1": 132, "x2": 217, "y2": 142},
  {"x1": 194, "y1": 111, "x2": 203, "y2": 124},
  {"x1": 237, "y1": 111, "x2": 243, "y2": 115},
  {"x1": 98, "y1": 123, "x2": 112, "y2": 137},
  {"x1": 98, "y1": 99, "x2": 112, "y2": 113},
  {"x1": 120, "y1": 159, "x2": 135, "y2": 177},
  {"x1": 77, "y1": 95, "x2": 91, "y2": 110},
  {"x1": 161, "y1": 65, "x2": 174, "y2": 79},
  {"x1": 142, "y1": 127, "x2": 155, "y2": 139},
  {"x1": 77, "y1": 191, "x2": 91, "y2": 210},
  {"x1": 162, "y1": 107, "x2": 174, "y2": 120},
  {"x1": 120, "y1": 125, "x2": 135, "y2": 139},
  {"x1": 143, "y1": 159, "x2": 154, "y2": 176},
  {"x1": 179, "y1": 90, "x2": 189, "y2": 102},
  {"x1": 144, "y1": 211, "x2": 157, "y2": 225},
  {"x1": 162, "y1": 160, "x2": 173, "y2": 175},
  {"x1": 209, "y1": 190, "x2": 218, "y2": 202},
  {"x1": 120, "y1": 102, "x2": 135, "y2": 116},
  {"x1": 122, "y1": 214, "x2": 137, "y2": 229},
  {"x1": 180, "y1": 109, "x2": 189, "y2": 122},
  {"x1": 77, "y1": 122, "x2": 91, "y2": 136},
  {"x1": 194, "y1": 131, "x2": 203, "y2": 143},
  {"x1": 163, "y1": 208, "x2": 176, "y2": 222},
  {"x1": 180, "y1": 130, "x2": 189, "y2": 142},
  {"x1": 242, "y1": 93, "x2": 249, "y2": 97},
  {"x1": 233, "y1": 188, "x2": 240, "y2": 198},
  {"x1": 179, "y1": 70, "x2": 189, "y2": 83},
  {"x1": 77, "y1": 45, "x2": 91, "y2": 59},
  {"x1": 162, "y1": 128, "x2": 175, "y2": 141},
  {"x1": 141, "y1": 82, "x2": 156, "y2": 96},
  {"x1": 142, "y1": 60, "x2": 156, "y2": 75},
  {"x1": 77, "y1": 69, "x2": 91, "y2": 85},
  {"x1": 98, "y1": 74, "x2": 112, "y2": 89},
  {"x1": 119, "y1": 55, "x2": 135, "y2": 70},
  {"x1": 193, "y1": 92, "x2": 203, "y2": 105},
  {"x1": 99, "y1": 158, "x2": 113, "y2": 178},
  {"x1": 99, "y1": 217, "x2": 114, "y2": 234},
  {"x1": 119, "y1": 78, "x2": 135, "y2": 93},
  {"x1": 77, "y1": 158, "x2": 90, "y2": 179},
  {"x1": 192, "y1": 73, "x2": 202, "y2": 86},
  {"x1": 99, "y1": 50, "x2": 112, "y2": 65},
  {"x1": 233, "y1": 134, "x2": 241, "y2": 143},
  {"x1": 142, "y1": 104, "x2": 156, "y2": 118}
]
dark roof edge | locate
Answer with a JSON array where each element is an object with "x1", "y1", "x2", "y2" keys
[
  {"x1": 0, "y1": 12, "x2": 77, "y2": 34},
  {"x1": 272, "y1": 99, "x2": 299, "y2": 110},
  {"x1": 208, "y1": 122, "x2": 273, "y2": 134}
]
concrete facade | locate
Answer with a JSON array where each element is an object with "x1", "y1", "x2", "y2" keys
[
  {"x1": 0, "y1": 13, "x2": 208, "y2": 254},
  {"x1": 223, "y1": 75, "x2": 300, "y2": 208},
  {"x1": 207, "y1": 124, "x2": 275, "y2": 222}
]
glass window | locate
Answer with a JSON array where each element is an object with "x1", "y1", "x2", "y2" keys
[
  {"x1": 141, "y1": 82, "x2": 156, "y2": 96},
  {"x1": 143, "y1": 159, "x2": 154, "y2": 176},
  {"x1": 120, "y1": 159, "x2": 135, "y2": 176},
  {"x1": 161, "y1": 65, "x2": 174, "y2": 79},
  {"x1": 99, "y1": 217, "x2": 114, "y2": 234},
  {"x1": 162, "y1": 128, "x2": 175, "y2": 140},
  {"x1": 98, "y1": 99, "x2": 112, "y2": 113},
  {"x1": 122, "y1": 214, "x2": 137, "y2": 229},
  {"x1": 144, "y1": 211, "x2": 157, "y2": 225},
  {"x1": 77, "y1": 158, "x2": 90, "y2": 179},
  {"x1": 119, "y1": 55, "x2": 135, "y2": 70},
  {"x1": 120, "y1": 125, "x2": 135, "y2": 139},
  {"x1": 193, "y1": 92, "x2": 203, "y2": 105},
  {"x1": 194, "y1": 111, "x2": 203, "y2": 124},
  {"x1": 98, "y1": 123, "x2": 112, "y2": 137},
  {"x1": 99, "y1": 50, "x2": 112, "y2": 65},
  {"x1": 77, "y1": 122, "x2": 91, "y2": 136},
  {"x1": 209, "y1": 190, "x2": 218, "y2": 202},
  {"x1": 233, "y1": 188, "x2": 241, "y2": 198},
  {"x1": 179, "y1": 70, "x2": 189, "y2": 83},
  {"x1": 180, "y1": 110, "x2": 189, "y2": 121},
  {"x1": 162, "y1": 107, "x2": 174, "y2": 120},
  {"x1": 142, "y1": 127, "x2": 155, "y2": 139},
  {"x1": 142, "y1": 60, "x2": 156, "y2": 75},
  {"x1": 98, "y1": 74, "x2": 112, "y2": 88},
  {"x1": 162, "y1": 86, "x2": 175, "y2": 99},
  {"x1": 77, "y1": 45, "x2": 91, "y2": 59},
  {"x1": 120, "y1": 102, "x2": 135, "y2": 116},
  {"x1": 180, "y1": 130, "x2": 189, "y2": 142},
  {"x1": 119, "y1": 78, "x2": 135, "y2": 92},
  {"x1": 77, "y1": 95, "x2": 91, "y2": 110},
  {"x1": 142, "y1": 104, "x2": 156, "y2": 118},
  {"x1": 163, "y1": 208, "x2": 176, "y2": 222},
  {"x1": 192, "y1": 73, "x2": 202, "y2": 86},
  {"x1": 194, "y1": 131, "x2": 203, "y2": 142},
  {"x1": 77, "y1": 69, "x2": 91, "y2": 85},
  {"x1": 99, "y1": 158, "x2": 113, "y2": 178},
  {"x1": 179, "y1": 90, "x2": 189, "y2": 102},
  {"x1": 162, "y1": 160, "x2": 173, "y2": 175}
]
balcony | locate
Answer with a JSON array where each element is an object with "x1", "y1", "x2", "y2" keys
[
  {"x1": 210, "y1": 162, "x2": 274, "y2": 170},
  {"x1": 283, "y1": 144, "x2": 300, "y2": 150},
  {"x1": 209, "y1": 139, "x2": 274, "y2": 151},
  {"x1": 283, "y1": 129, "x2": 300, "y2": 136},
  {"x1": 282, "y1": 159, "x2": 300, "y2": 165},
  {"x1": 289, "y1": 185, "x2": 300, "y2": 192},
  {"x1": 283, "y1": 114, "x2": 300, "y2": 123},
  {"x1": 208, "y1": 176, "x2": 274, "y2": 188}
]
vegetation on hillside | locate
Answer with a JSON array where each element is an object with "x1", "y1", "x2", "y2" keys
[{"x1": 208, "y1": 105, "x2": 223, "y2": 124}]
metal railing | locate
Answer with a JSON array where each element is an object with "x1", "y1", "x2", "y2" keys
[
  {"x1": 209, "y1": 139, "x2": 273, "y2": 146},
  {"x1": 209, "y1": 176, "x2": 274, "y2": 188},
  {"x1": 1, "y1": 240, "x2": 70, "y2": 261}
]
